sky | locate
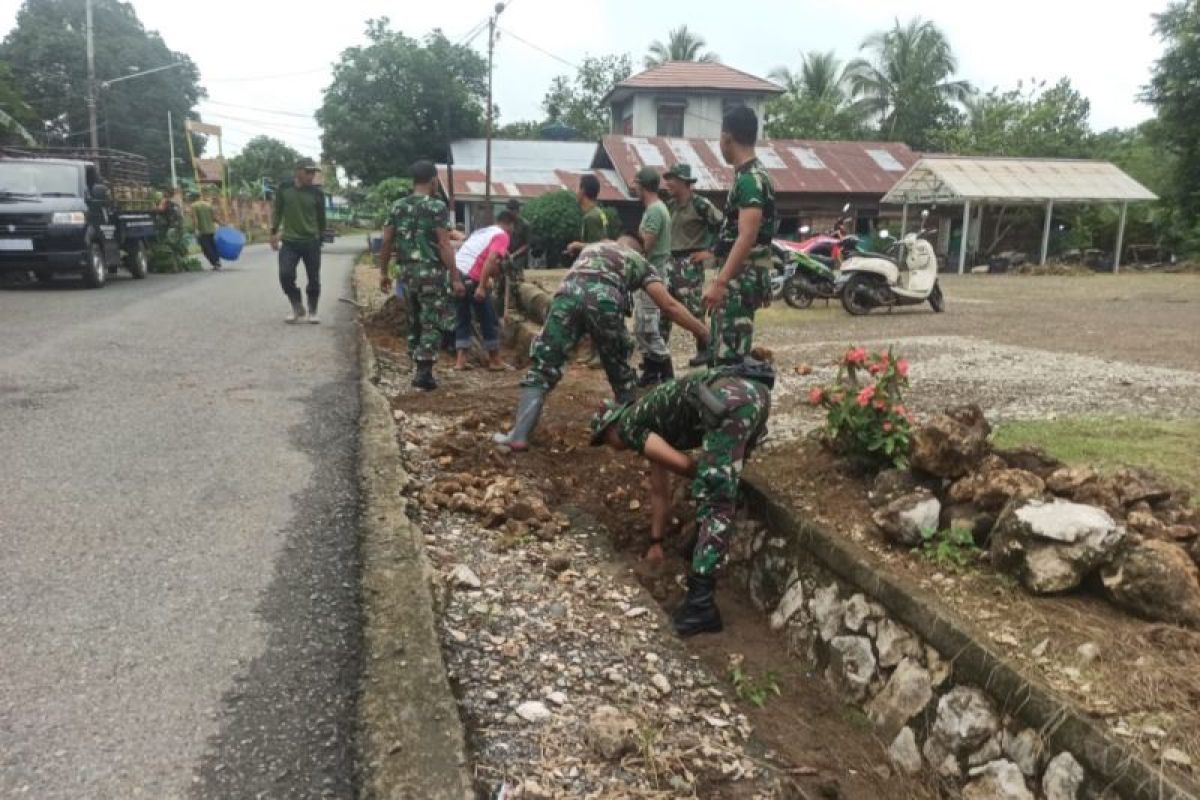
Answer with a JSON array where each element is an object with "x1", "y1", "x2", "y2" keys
[{"x1": 0, "y1": 0, "x2": 1171, "y2": 158}]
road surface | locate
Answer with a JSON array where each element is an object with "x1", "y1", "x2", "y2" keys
[{"x1": 0, "y1": 242, "x2": 364, "y2": 798}]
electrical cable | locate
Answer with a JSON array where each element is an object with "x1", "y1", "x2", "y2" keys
[{"x1": 201, "y1": 99, "x2": 316, "y2": 119}]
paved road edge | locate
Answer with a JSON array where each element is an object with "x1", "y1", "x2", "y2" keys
[{"x1": 355, "y1": 279, "x2": 473, "y2": 799}]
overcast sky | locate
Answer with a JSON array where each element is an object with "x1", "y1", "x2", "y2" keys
[{"x1": 0, "y1": 0, "x2": 1170, "y2": 158}]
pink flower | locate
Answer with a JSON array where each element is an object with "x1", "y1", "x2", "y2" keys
[
  {"x1": 844, "y1": 347, "x2": 869, "y2": 366},
  {"x1": 874, "y1": 399, "x2": 887, "y2": 411},
  {"x1": 893, "y1": 404, "x2": 907, "y2": 416},
  {"x1": 856, "y1": 385, "x2": 876, "y2": 407},
  {"x1": 883, "y1": 422, "x2": 894, "y2": 433},
  {"x1": 808, "y1": 387, "x2": 825, "y2": 406},
  {"x1": 896, "y1": 358, "x2": 910, "y2": 378}
]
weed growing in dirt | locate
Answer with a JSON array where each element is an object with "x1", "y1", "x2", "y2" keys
[
  {"x1": 728, "y1": 654, "x2": 781, "y2": 708},
  {"x1": 810, "y1": 346, "x2": 914, "y2": 470},
  {"x1": 916, "y1": 526, "x2": 981, "y2": 569}
]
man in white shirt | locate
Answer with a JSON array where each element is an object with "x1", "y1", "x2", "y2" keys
[{"x1": 453, "y1": 212, "x2": 516, "y2": 371}]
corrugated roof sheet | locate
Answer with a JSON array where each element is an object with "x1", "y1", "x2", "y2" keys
[
  {"x1": 449, "y1": 139, "x2": 597, "y2": 171},
  {"x1": 611, "y1": 62, "x2": 784, "y2": 95},
  {"x1": 436, "y1": 165, "x2": 626, "y2": 203},
  {"x1": 883, "y1": 157, "x2": 1158, "y2": 204},
  {"x1": 597, "y1": 135, "x2": 919, "y2": 196}
]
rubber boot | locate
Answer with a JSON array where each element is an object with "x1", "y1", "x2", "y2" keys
[
  {"x1": 673, "y1": 573, "x2": 723, "y2": 637},
  {"x1": 688, "y1": 345, "x2": 710, "y2": 368},
  {"x1": 491, "y1": 386, "x2": 546, "y2": 452},
  {"x1": 636, "y1": 358, "x2": 658, "y2": 388},
  {"x1": 659, "y1": 356, "x2": 675, "y2": 382},
  {"x1": 412, "y1": 360, "x2": 438, "y2": 391}
]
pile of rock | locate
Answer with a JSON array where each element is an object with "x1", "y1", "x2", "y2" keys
[
  {"x1": 421, "y1": 471, "x2": 573, "y2": 543},
  {"x1": 872, "y1": 404, "x2": 1200, "y2": 627}
]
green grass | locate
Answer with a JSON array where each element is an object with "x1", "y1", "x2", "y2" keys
[{"x1": 992, "y1": 417, "x2": 1200, "y2": 498}]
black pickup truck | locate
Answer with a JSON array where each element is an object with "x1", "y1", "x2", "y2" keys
[{"x1": 0, "y1": 147, "x2": 157, "y2": 288}]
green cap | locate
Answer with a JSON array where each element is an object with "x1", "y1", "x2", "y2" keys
[
  {"x1": 588, "y1": 399, "x2": 631, "y2": 446},
  {"x1": 633, "y1": 166, "x2": 661, "y2": 190},
  {"x1": 663, "y1": 163, "x2": 698, "y2": 183},
  {"x1": 295, "y1": 157, "x2": 321, "y2": 172}
]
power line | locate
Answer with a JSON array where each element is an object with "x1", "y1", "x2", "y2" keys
[
  {"x1": 201, "y1": 99, "x2": 316, "y2": 120},
  {"x1": 197, "y1": 110, "x2": 322, "y2": 133},
  {"x1": 497, "y1": 27, "x2": 576, "y2": 70},
  {"x1": 206, "y1": 68, "x2": 328, "y2": 83}
]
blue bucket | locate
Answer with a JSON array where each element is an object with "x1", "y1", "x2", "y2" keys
[
  {"x1": 369, "y1": 235, "x2": 383, "y2": 254},
  {"x1": 214, "y1": 226, "x2": 246, "y2": 262}
]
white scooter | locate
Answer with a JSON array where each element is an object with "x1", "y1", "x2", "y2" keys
[{"x1": 836, "y1": 212, "x2": 945, "y2": 316}]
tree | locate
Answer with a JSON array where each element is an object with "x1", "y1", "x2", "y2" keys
[
  {"x1": 495, "y1": 120, "x2": 546, "y2": 140},
  {"x1": 0, "y1": 62, "x2": 38, "y2": 144},
  {"x1": 1143, "y1": 0, "x2": 1200, "y2": 239},
  {"x1": 846, "y1": 17, "x2": 972, "y2": 150},
  {"x1": 766, "y1": 51, "x2": 867, "y2": 140},
  {"x1": 644, "y1": 26, "x2": 719, "y2": 69},
  {"x1": 542, "y1": 54, "x2": 632, "y2": 141},
  {"x1": 935, "y1": 78, "x2": 1092, "y2": 158},
  {"x1": 318, "y1": 19, "x2": 487, "y2": 184},
  {"x1": 0, "y1": 0, "x2": 205, "y2": 182},
  {"x1": 226, "y1": 135, "x2": 302, "y2": 187},
  {"x1": 523, "y1": 189, "x2": 581, "y2": 266}
]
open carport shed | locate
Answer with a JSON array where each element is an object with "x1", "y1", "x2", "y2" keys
[{"x1": 882, "y1": 156, "x2": 1157, "y2": 273}]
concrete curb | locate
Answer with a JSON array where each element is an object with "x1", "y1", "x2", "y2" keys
[{"x1": 355, "y1": 272, "x2": 474, "y2": 800}]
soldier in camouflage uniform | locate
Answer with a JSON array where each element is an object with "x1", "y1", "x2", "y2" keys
[
  {"x1": 589, "y1": 357, "x2": 774, "y2": 636},
  {"x1": 703, "y1": 107, "x2": 776, "y2": 365},
  {"x1": 663, "y1": 163, "x2": 723, "y2": 366},
  {"x1": 492, "y1": 236, "x2": 710, "y2": 453},
  {"x1": 377, "y1": 160, "x2": 465, "y2": 391}
]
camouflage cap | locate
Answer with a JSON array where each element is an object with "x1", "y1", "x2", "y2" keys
[
  {"x1": 633, "y1": 166, "x2": 661, "y2": 190},
  {"x1": 589, "y1": 399, "x2": 632, "y2": 446},
  {"x1": 295, "y1": 157, "x2": 321, "y2": 172},
  {"x1": 663, "y1": 163, "x2": 698, "y2": 183}
]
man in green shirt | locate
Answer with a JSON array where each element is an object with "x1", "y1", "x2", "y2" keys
[
  {"x1": 663, "y1": 164, "x2": 723, "y2": 364},
  {"x1": 632, "y1": 167, "x2": 673, "y2": 387},
  {"x1": 566, "y1": 174, "x2": 609, "y2": 255},
  {"x1": 190, "y1": 188, "x2": 220, "y2": 271},
  {"x1": 703, "y1": 107, "x2": 777, "y2": 363},
  {"x1": 271, "y1": 158, "x2": 327, "y2": 324}
]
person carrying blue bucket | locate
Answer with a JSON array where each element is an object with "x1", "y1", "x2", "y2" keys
[{"x1": 271, "y1": 158, "x2": 327, "y2": 324}]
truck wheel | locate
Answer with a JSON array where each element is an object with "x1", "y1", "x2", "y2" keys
[
  {"x1": 82, "y1": 242, "x2": 107, "y2": 289},
  {"x1": 126, "y1": 241, "x2": 148, "y2": 279},
  {"x1": 34, "y1": 269, "x2": 54, "y2": 285}
]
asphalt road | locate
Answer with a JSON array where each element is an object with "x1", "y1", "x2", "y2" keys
[{"x1": 0, "y1": 242, "x2": 364, "y2": 799}]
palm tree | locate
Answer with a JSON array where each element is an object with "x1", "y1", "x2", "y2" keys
[
  {"x1": 644, "y1": 26, "x2": 719, "y2": 69},
  {"x1": 846, "y1": 17, "x2": 972, "y2": 143},
  {"x1": 770, "y1": 51, "x2": 850, "y2": 105}
]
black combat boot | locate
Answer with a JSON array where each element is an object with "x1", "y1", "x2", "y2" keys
[
  {"x1": 636, "y1": 358, "x2": 659, "y2": 388},
  {"x1": 672, "y1": 573, "x2": 723, "y2": 637},
  {"x1": 412, "y1": 360, "x2": 438, "y2": 391},
  {"x1": 659, "y1": 356, "x2": 675, "y2": 382},
  {"x1": 688, "y1": 344, "x2": 710, "y2": 368}
]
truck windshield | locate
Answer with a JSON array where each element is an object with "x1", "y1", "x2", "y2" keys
[{"x1": 0, "y1": 162, "x2": 80, "y2": 198}]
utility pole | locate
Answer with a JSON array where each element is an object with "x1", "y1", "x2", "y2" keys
[
  {"x1": 167, "y1": 110, "x2": 177, "y2": 192},
  {"x1": 85, "y1": 0, "x2": 99, "y2": 150},
  {"x1": 483, "y1": 2, "x2": 506, "y2": 221}
]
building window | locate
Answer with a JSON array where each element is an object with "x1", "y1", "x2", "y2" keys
[
  {"x1": 656, "y1": 104, "x2": 685, "y2": 138},
  {"x1": 622, "y1": 115, "x2": 633, "y2": 135}
]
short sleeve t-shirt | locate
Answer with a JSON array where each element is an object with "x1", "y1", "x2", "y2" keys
[
  {"x1": 454, "y1": 226, "x2": 510, "y2": 281},
  {"x1": 639, "y1": 201, "x2": 671, "y2": 267},
  {"x1": 191, "y1": 201, "x2": 216, "y2": 235},
  {"x1": 580, "y1": 205, "x2": 609, "y2": 244}
]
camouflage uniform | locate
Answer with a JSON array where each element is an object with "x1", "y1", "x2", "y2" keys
[
  {"x1": 662, "y1": 193, "x2": 723, "y2": 343},
  {"x1": 612, "y1": 369, "x2": 771, "y2": 575},
  {"x1": 713, "y1": 158, "x2": 776, "y2": 363},
  {"x1": 522, "y1": 242, "x2": 662, "y2": 400},
  {"x1": 388, "y1": 194, "x2": 454, "y2": 362}
]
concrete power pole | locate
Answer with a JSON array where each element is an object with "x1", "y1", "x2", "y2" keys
[
  {"x1": 167, "y1": 110, "x2": 177, "y2": 191},
  {"x1": 483, "y1": 2, "x2": 506, "y2": 222},
  {"x1": 86, "y1": 0, "x2": 99, "y2": 150}
]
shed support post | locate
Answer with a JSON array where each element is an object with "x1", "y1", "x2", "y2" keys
[
  {"x1": 901, "y1": 203, "x2": 908, "y2": 236},
  {"x1": 1040, "y1": 200, "x2": 1054, "y2": 266},
  {"x1": 1114, "y1": 201, "x2": 1128, "y2": 274},
  {"x1": 959, "y1": 201, "x2": 971, "y2": 274}
]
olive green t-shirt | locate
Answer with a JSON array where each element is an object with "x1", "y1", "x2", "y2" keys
[
  {"x1": 191, "y1": 200, "x2": 216, "y2": 235},
  {"x1": 639, "y1": 200, "x2": 671, "y2": 267},
  {"x1": 580, "y1": 205, "x2": 608, "y2": 244}
]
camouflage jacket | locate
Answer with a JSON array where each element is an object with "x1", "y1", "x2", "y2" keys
[
  {"x1": 615, "y1": 369, "x2": 771, "y2": 454},
  {"x1": 560, "y1": 242, "x2": 662, "y2": 309},
  {"x1": 388, "y1": 193, "x2": 451, "y2": 264},
  {"x1": 715, "y1": 158, "x2": 776, "y2": 261},
  {"x1": 668, "y1": 193, "x2": 723, "y2": 252}
]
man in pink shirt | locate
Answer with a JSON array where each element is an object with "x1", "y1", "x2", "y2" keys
[{"x1": 453, "y1": 211, "x2": 516, "y2": 371}]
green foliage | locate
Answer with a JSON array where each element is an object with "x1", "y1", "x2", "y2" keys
[
  {"x1": 934, "y1": 78, "x2": 1092, "y2": 158},
  {"x1": 0, "y1": 61, "x2": 37, "y2": 144},
  {"x1": 542, "y1": 54, "x2": 632, "y2": 142},
  {"x1": 494, "y1": 120, "x2": 546, "y2": 140},
  {"x1": 523, "y1": 189, "x2": 581, "y2": 265},
  {"x1": 148, "y1": 219, "x2": 202, "y2": 274},
  {"x1": 767, "y1": 52, "x2": 868, "y2": 140},
  {"x1": 644, "y1": 26, "x2": 718, "y2": 69},
  {"x1": 811, "y1": 347, "x2": 914, "y2": 471},
  {"x1": 361, "y1": 177, "x2": 413, "y2": 226},
  {"x1": 1, "y1": 0, "x2": 205, "y2": 182},
  {"x1": 729, "y1": 663, "x2": 780, "y2": 708},
  {"x1": 226, "y1": 136, "x2": 302, "y2": 188},
  {"x1": 318, "y1": 19, "x2": 486, "y2": 183},
  {"x1": 916, "y1": 526, "x2": 980, "y2": 569}
]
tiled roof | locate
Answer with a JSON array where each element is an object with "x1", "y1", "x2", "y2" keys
[{"x1": 612, "y1": 62, "x2": 784, "y2": 96}]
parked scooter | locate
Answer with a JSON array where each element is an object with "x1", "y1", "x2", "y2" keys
[
  {"x1": 775, "y1": 227, "x2": 840, "y2": 308},
  {"x1": 836, "y1": 212, "x2": 945, "y2": 315}
]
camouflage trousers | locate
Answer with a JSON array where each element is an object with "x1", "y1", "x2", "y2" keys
[
  {"x1": 632, "y1": 289, "x2": 670, "y2": 360},
  {"x1": 496, "y1": 254, "x2": 524, "y2": 318},
  {"x1": 689, "y1": 377, "x2": 771, "y2": 576},
  {"x1": 521, "y1": 281, "x2": 637, "y2": 400},
  {"x1": 659, "y1": 254, "x2": 708, "y2": 344},
  {"x1": 713, "y1": 259, "x2": 772, "y2": 364},
  {"x1": 400, "y1": 261, "x2": 455, "y2": 362}
]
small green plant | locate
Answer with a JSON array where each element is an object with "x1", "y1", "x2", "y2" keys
[
  {"x1": 916, "y1": 526, "x2": 981, "y2": 569},
  {"x1": 729, "y1": 663, "x2": 781, "y2": 708},
  {"x1": 810, "y1": 347, "x2": 914, "y2": 470}
]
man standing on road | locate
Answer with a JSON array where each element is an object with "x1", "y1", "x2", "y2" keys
[
  {"x1": 452, "y1": 211, "x2": 515, "y2": 372},
  {"x1": 491, "y1": 236, "x2": 710, "y2": 453},
  {"x1": 588, "y1": 354, "x2": 774, "y2": 636},
  {"x1": 632, "y1": 167, "x2": 674, "y2": 387},
  {"x1": 190, "y1": 188, "x2": 221, "y2": 271},
  {"x1": 663, "y1": 164, "x2": 723, "y2": 365},
  {"x1": 271, "y1": 158, "x2": 327, "y2": 324},
  {"x1": 703, "y1": 108, "x2": 776, "y2": 363},
  {"x1": 377, "y1": 160, "x2": 465, "y2": 391}
]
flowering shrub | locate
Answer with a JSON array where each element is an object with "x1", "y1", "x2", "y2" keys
[{"x1": 809, "y1": 346, "x2": 913, "y2": 469}]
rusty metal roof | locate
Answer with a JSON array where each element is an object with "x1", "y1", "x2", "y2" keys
[
  {"x1": 604, "y1": 62, "x2": 784, "y2": 104},
  {"x1": 883, "y1": 156, "x2": 1158, "y2": 205},
  {"x1": 436, "y1": 164, "x2": 627, "y2": 203},
  {"x1": 596, "y1": 136, "x2": 918, "y2": 197}
]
